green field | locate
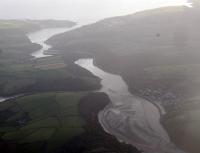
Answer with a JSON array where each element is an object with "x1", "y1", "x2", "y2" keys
[
  {"x1": 0, "y1": 19, "x2": 100, "y2": 97},
  {"x1": 0, "y1": 92, "x2": 86, "y2": 153},
  {"x1": 0, "y1": 55, "x2": 100, "y2": 96}
]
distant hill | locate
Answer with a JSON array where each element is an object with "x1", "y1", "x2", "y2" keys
[
  {"x1": 0, "y1": 19, "x2": 76, "y2": 58},
  {"x1": 0, "y1": 20, "x2": 39, "y2": 34},
  {"x1": 27, "y1": 19, "x2": 76, "y2": 29},
  {"x1": 0, "y1": 25, "x2": 40, "y2": 59},
  {"x1": 48, "y1": 6, "x2": 200, "y2": 55},
  {"x1": 0, "y1": 19, "x2": 76, "y2": 32}
]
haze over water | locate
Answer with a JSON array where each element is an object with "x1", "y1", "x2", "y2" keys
[{"x1": 0, "y1": 0, "x2": 190, "y2": 24}]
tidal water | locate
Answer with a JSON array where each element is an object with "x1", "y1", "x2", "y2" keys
[{"x1": 75, "y1": 58, "x2": 186, "y2": 153}]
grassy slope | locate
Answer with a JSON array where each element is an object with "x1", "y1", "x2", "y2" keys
[
  {"x1": 0, "y1": 21, "x2": 41, "y2": 96},
  {"x1": 0, "y1": 20, "x2": 100, "y2": 96},
  {"x1": 0, "y1": 55, "x2": 100, "y2": 96},
  {"x1": 0, "y1": 19, "x2": 76, "y2": 58},
  {"x1": 0, "y1": 20, "x2": 43, "y2": 65}
]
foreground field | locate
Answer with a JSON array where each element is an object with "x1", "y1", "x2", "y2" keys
[{"x1": 0, "y1": 92, "x2": 86, "y2": 153}]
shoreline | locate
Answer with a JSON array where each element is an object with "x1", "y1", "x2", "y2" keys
[
  {"x1": 78, "y1": 58, "x2": 185, "y2": 153},
  {"x1": 62, "y1": 92, "x2": 140, "y2": 153}
]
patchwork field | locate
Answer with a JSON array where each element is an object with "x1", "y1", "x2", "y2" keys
[
  {"x1": 0, "y1": 92, "x2": 86, "y2": 153},
  {"x1": 0, "y1": 55, "x2": 100, "y2": 96}
]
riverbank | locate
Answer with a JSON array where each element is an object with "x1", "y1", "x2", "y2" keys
[
  {"x1": 1, "y1": 22, "x2": 98, "y2": 97},
  {"x1": 58, "y1": 92, "x2": 140, "y2": 153},
  {"x1": 0, "y1": 24, "x2": 141, "y2": 153},
  {"x1": 0, "y1": 57, "x2": 101, "y2": 97},
  {"x1": 75, "y1": 58, "x2": 187, "y2": 153}
]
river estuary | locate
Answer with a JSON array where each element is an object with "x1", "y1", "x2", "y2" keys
[
  {"x1": 0, "y1": 26, "x2": 187, "y2": 153},
  {"x1": 75, "y1": 59, "x2": 186, "y2": 153}
]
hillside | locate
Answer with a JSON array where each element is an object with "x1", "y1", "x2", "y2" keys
[
  {"x1": 0, "y1": 19, "x2": 76, "y2": 59},
  {"x1": 0, "y1": 20, "x2": 101, "y2": 97},
  {"x1": 48, "y1": 6, "x2": 200, "y2": 153},
  {"x1": 0, "y1": 20, "x2": 42, "y2": 61},
  {"x1": 48, "y1": 6, "x2": 200, "y2": 109},
  {"x1": 0, "y1": 20, "x2": 76, "y2": 31}
]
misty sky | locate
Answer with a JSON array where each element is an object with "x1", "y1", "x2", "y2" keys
[{"x1": 0, "y1": 0, "x2": 190, "y2": 24}]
